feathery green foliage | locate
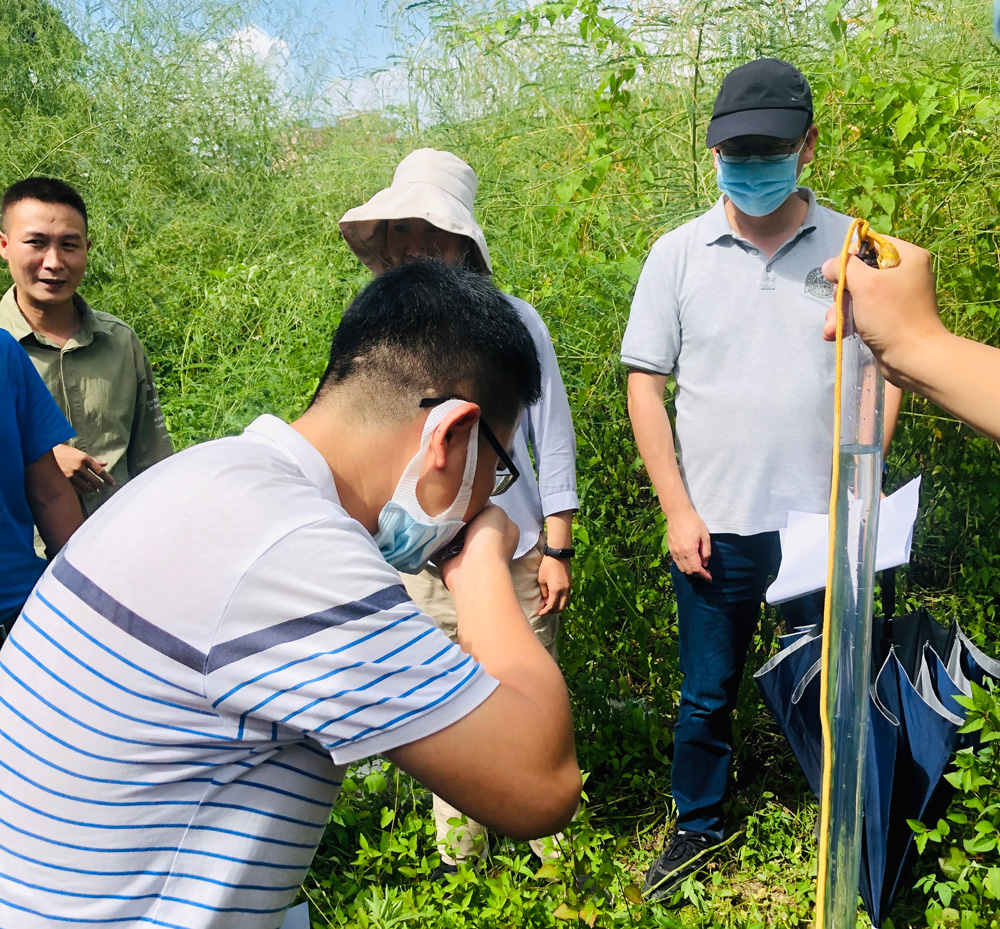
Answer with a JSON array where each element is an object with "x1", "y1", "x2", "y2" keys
[{"x1": 1, "y1": 0, "x2": 998, "y2": 925}]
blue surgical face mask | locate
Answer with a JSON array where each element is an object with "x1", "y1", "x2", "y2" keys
[
  {"x1": 715, "y1": 144, "x2": 804, "y2": 217},
  {"x1": 374, "y1": 399, "x2": 479, "y2": 574}
]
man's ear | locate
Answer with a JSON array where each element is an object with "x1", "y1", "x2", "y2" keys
[
  {"x1": 801, "y1": 124, "x2": 819, "y2": 164},
  {"x1": 0, "y1": 229, "x2": 9, "y2": 259},
  {"x1": 427, "y1": 401, "x2": 480, "y2": 473}
]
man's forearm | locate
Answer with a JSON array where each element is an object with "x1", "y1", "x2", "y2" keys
[
  {"x1": 451, "y1": 556, "x2": 569, "y2": 713},
  {"x1": 627, "y1": 380, "x2": 695, "y2": 517},
  {"x1": 883, "y1": 382, "x2": 903, "y2": 457},
  {"x1": 25, "y1": 452, "x2": 84, "y2": 557},
  {"x1": 898, "y1": 331, "x2": 1000, "y2": 441},
  {"x1": 544, "y1": 511, "x2": 574, "y2": 549}
]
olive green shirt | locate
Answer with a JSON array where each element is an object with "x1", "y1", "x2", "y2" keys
[{"x1": 0, "y1": 285, "x2": 173, "y2": 518}]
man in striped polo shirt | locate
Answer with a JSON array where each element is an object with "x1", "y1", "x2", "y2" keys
[{"x1": 0, "y1": 260, "x2": 582, "y2": 927}]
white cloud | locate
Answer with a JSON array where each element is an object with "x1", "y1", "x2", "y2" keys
[
  {"x1": 324, "y1": 65, "x2": 413, "y2": 115},
  {"x1": 226, "y1": 24, "x2": 291, "y2": 72},
  {"x1": 203, "y1": 24, "x2": 294, "y2": 94}
]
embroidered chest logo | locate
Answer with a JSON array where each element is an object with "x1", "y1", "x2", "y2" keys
[{"x1": 804, "y1": 267, "x2": 834, "y2": 298}]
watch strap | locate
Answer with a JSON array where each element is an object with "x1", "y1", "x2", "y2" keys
[{"x1": 543, "y1": 545, "x2": 575, "y2": 560}]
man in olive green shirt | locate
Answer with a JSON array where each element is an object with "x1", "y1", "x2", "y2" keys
[{"x1": 0, "y1": 177, "x2": 172, "y2": 518}]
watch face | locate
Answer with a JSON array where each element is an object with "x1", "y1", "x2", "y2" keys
[{"x1": 428, "y1": 526, "x2": 468, "y2": 569}]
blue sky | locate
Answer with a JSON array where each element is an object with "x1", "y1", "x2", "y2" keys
[
  {"x1": 63, "y1": 0, "x2": 416, "y2": 115},
  {"x1": 248, "y1": 0, "x2": 400, "y2": 76}
]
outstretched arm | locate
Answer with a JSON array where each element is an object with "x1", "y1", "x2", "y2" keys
[{"x1": 822, "y1": 236, "x2": 1000, "y2": 442}]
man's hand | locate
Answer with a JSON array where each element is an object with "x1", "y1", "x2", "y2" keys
[
  {"x1": 821, "y1": 235, "x2": 944, "y2": 390},
  {"x1": 440, "y1": 505, "x2": 518, "y2": 594},
  {"x1": 53, "y1": 444, "x2": 116, "y2": 494},
  {"x1": 666, "y1": 506, "x2": 712, "y2": 581},
  {"x1": 537, "y1": 556, "x2": 571, "y2": 615},
  {"x1": 822, "y1": 234, "x2": 1000, "y2": 442}
]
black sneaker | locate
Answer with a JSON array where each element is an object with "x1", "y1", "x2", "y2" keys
[{"x1": 643, "y1": 830, "x2": 715, "y2": 902}]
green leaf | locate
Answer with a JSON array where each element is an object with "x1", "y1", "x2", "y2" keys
[
  {"x1": 579, "y1": 900, "x2": 600, "y2": 926},
  {"x1": 552, "y1": 903, "x2": 578, "y2": 920},
  {"x1": 964, "y1": 835, "x2": 998, "y2": 854},
  {"x1": 619, "y1": 255, "x2": 642, "y2": 282},
  {"x1": 379, "y1": 808, "x2": 394, "y2": 828},
  {"x1": 535, "y1": 861, "x2": 562, "y2": 880},
  {"x1": 873, "y1": 189, "x2": 896, "y2": 220},
  {"x1": 972, "y1": 682, "x2": 991, "y2": 713},
  {"x1": 941, "y1": 846, "x2": 969, "y2": 879},
  {"x1": 895, "y1": 102, "x2": 918, "y2": 141},
  {"x1": 623, "y1": 883, "x2": 644, "y2": 905},
  {"x1": 823, "y1": 0, "x2": 845, "y2": 25}
]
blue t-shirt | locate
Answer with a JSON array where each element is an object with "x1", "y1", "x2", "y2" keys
[{"x1": 1, "y1": 329, "x2": 75, "y2": 618}]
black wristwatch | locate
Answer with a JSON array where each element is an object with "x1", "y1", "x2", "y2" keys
[{"x1": 543, "y1": 545, "x2": 575, "y2": 560}]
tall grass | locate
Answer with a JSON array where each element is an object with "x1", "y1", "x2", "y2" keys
[{"x1": 2, "y1": 0, "x2": 998, "y2": 924}]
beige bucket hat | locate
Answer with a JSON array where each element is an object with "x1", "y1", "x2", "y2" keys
[{"x1": 339, "y1": 148, "x2": 492, "y2": 275}]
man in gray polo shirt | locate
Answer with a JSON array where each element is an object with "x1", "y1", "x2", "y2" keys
[{"x1": 623, "y1": 58, "x2": 901, "y2": 900}]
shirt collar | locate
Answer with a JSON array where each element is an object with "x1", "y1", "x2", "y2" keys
[
  {"x1": 243, "y1": 414, "x2": 341, "y2": 505},
  {"x1": 702, "y1": 186, "x2": 819, "y2": 246},
  {"x1": 0, "y1": 284, "x2": 102, "y2": 349}
]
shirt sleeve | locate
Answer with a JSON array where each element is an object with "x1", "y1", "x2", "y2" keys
[
  {"x1": 520, "y1": 306, "x2": 579, "y2": 518},
  {"x1": 126, "y1": 334, "x2": 174, "y2": 477},
  {"x1": 621, "y1": 237, "x2": 682, "y2": 376},
  {"x1": 204, "y1": 518, "x2": 499, "y2": 767},
  {"x1": 3, "y1": 331, "x2": 75, "y2": 464}
]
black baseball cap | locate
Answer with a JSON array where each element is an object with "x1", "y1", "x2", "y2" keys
[{"x1": 705, "y1": 58, "x2": 813, "y2": 148}]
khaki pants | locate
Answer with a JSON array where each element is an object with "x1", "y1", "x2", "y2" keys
[{"x1": 403, "y1": 540, "x2": 562, "y2": 865}]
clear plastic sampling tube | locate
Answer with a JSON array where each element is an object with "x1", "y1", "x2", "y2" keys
[{"x1": 821, "y1": 291, "x2": 884, "y2": 929}]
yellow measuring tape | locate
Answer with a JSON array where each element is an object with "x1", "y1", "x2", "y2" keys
[{"x1": 815, "y1": 220, "x2": 900, "y2": 929}]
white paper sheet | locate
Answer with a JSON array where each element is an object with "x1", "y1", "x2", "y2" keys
[
  {"x1": 765, "y1": 476, "x2": 921, "y2": 605},
  {"x1": 279, "y1": 903, "x2": 310, "y2": 929}
]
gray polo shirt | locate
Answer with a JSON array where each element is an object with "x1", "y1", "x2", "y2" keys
[{"x1": 622, "y1": 188, "x2": 851, "y2": 535}]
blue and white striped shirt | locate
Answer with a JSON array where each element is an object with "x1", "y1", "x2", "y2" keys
[{"x1": 0, "y1": 415, "x2": 497, "y2": 927}]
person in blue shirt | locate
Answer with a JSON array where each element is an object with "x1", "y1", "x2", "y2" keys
[{"x1": 0, "y1": 329, "x2": 82, "y2": 638}]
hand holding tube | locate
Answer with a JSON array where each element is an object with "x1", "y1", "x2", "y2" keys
[{"x1": 822, "y1": 235, "x2": 1000, "y2": 441}]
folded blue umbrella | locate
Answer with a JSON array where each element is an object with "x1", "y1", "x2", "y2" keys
[{"x1": 754, "y1": 606, "x2": 999, "y2": 926}]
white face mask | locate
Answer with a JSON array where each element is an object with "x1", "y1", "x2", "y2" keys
[{"x1": 373, "y1": 399, "x2": 479, "y2": 574}]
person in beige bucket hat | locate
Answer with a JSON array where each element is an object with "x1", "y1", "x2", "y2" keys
[
  {"x1": 339, "y1": 149, "x2": 492, "y2": 276},
  {"x1": 340, "y1": 149, "x2": 580, "y2": 878}
]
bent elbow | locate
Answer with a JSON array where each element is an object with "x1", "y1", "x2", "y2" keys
[{"x1": 497, "y1": 760, "x2": 583, "y2": 841}]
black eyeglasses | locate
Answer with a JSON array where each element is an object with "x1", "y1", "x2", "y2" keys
[
  {"x1": 717, "y1": 139, "x2": 805, "y2": 164},
  {"x1": 419, "y1": 397, "x2": 519, "y2": 496}
]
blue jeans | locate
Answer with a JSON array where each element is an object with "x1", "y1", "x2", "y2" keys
[{"x1": 669, "y1": 532, "x2": 823, "y2": 839}]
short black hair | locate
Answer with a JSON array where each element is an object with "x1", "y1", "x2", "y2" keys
[
  {"x1": 1, "y1": 177, "x2": 88, "y2": 233},
  {"x1": 313, "y1": 259, "x2": 541, "y2": 427}
]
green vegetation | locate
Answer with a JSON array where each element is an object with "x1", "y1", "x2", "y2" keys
[{"x1": 2, "y1": 0, "x2": 998, "y2": 925}]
